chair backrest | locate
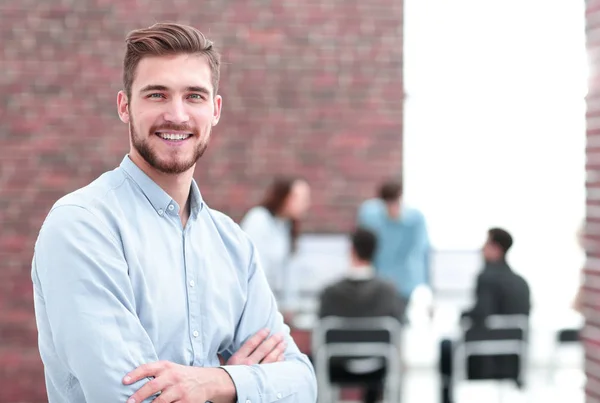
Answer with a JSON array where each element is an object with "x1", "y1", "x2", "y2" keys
[
  {"x1": 312, "y1": 316, "x2": 404, "y2": 403},
  {"x1": 485, "y1": 314, "x2": 529, "y2": 333},
  {"x1": 454, "y1": 314, "x2": 530, "y2": 383},
  {"x1": 461, "y1": 314, "x2": 529, "y2": 340},
  {"x1": 312, "y1": 316, "x2": 402, "y2": 354}
]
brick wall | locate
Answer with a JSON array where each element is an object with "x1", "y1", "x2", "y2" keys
[
  {"x1": 587, "y1": 1, "x2": 600, "y2": 401},
  {"x1": 0, "y1": 1, "x2": 403, "y2": 401}
]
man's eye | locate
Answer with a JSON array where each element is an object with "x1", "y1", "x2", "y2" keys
[
  {"x1": 148, "y1": 93, "x2": 164, "y2": 98},
  {"x1": 188, "y1": 94, "x2": 205, "y2": 100}
]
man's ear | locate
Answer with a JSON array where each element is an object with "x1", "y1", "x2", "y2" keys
[
  {"x1": 117, "y1": 90, "x2": 130, "y2": 123},
  {"x1": 212, "y1": 94, "x2": 222, "y2": 126}
]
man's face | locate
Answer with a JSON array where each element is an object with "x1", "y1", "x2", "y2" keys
[{"x1": 117, "y1": 53, "x2": 222, "y2": 174}]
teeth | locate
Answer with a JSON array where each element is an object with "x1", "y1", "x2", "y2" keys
[{"x1": 158, "y1": 133, "x2": 190, "y2": 141}]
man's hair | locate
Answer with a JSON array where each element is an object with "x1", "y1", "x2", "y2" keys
[
  {"x1": 488, "y1": 227, "x2": 513, "y2": 255},
  {"x1": 351, "y1": 228, "x2": 378, "y2": 262},
  {"x1": 123, "y1": 22, "x2": 221, "y2": 99},
  {"x1": 378, "y1": 180, "x2": 403, "y2": 202}
]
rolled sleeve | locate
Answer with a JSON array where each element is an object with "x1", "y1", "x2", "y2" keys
[
  {"x1": 220, "y1": 242, "x2": 317, "y2": 403},
  {"x1": 33, "y1": 204, "x2": 159, "y2": 402}
]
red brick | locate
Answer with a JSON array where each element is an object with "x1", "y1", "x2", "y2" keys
[{"x1": 588, "y1": 0, "x2": 600, "y2": 400}]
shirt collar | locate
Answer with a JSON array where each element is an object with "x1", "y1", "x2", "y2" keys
[
  {"x1": 346, "y1": 264, "x2": 375, "y2": 280},
  {"x1": 119, "y1": 155, "x2": 204, "y2": 218}
]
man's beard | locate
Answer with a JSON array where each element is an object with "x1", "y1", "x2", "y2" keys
[{"x1": 129, "y1": 116, "x2": 209, "y2": 174}]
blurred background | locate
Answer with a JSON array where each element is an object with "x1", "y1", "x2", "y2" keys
[{"x1": 0, "y1": 0, "x2": 595, "y2": 402}]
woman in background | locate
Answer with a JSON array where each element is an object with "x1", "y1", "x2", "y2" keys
[{"x1": 241, "y1": 177, "x2": 311, "y2": 310}]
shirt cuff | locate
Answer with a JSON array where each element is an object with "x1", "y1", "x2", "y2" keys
[{"x1": 220, "y1": 365, "x2": 260, "y2": 403}]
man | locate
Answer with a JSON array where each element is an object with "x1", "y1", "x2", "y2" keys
[
  {"x1": 319, "y1": 228, "x2": 405, "y2": 403},
  {"x1": 31, "y1": 23, "x2": 316, "y2": 403},
  {"x1": 439, "y1": 228, "x2": 531, "y2": 403},
  {"x1": 357, "y1": 180, "x2": 431, "y2": 315}
]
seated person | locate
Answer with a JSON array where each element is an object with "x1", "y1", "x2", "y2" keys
[
  {"x1": 319, "y1": 228, "x2": 405, "y2": 403},
  {"x1": 440, "y1": 227, "x2": 531, "y2": 403}
]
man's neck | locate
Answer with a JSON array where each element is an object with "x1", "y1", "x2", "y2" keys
[
  {"x1": 129, "y1": 153, "x2": 195, "y2": 225},
  {"x1": 351, "y1": 259, "x2": 369, "y2": 269},
  {"x1": 347, "y1": 261, "x2": 374, "y2": 280}
]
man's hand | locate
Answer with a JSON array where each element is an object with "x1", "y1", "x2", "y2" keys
[
  {"x1": 123, "y1": 361, "x2": 235, "y2": 403},
  {"x1": 125, "y1": 329, "x2": 286, "y2": 402},
  {"x1": 220, "y1": 328, "x2": 287, "y2": 365}
]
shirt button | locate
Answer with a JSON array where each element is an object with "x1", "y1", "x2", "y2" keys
[
  {"x1": 168, "y1": 204, "x2": 175, "y2": 211},
  {"x1": 158, "y1": 209, "x2": 164, "y2": 216},
  {"x1": 277, "y1": 393, "x2": 282, "y2": 399},
  {"x1": 193, "y1": 330, "x2": 199, "y2": 338},
  {"x1": 189, "y1": 280, "x2": 195, "y2": 287},
  {"x1": 245, "y1": 400, "x2": 251, "y2": 403}
]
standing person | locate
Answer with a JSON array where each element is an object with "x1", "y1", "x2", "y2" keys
[
  {"x1": 240, "y1": 177, "x2": 311, "y2": 309},
  {"x1": 31, "y1": 22, "x2": 316, "y2": 403},
  {"x1": 357, "y1": 180, "x2": 431, "y2": 316}
]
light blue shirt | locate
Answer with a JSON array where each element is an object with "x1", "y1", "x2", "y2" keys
[
  {"x1": 31, "y1": 155, "x2": 317, "y2": 403},
  {"x1": 357, "y1": 199, "x2": 431, "y2": 298}
]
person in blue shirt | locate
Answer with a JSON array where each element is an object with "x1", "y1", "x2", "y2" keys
[
  {"x1": 357, "y1": 180, "x2": 431, "y2": 315},
  {"x1": 31, "y1": 22, "x2": 316, "y2": 403}
]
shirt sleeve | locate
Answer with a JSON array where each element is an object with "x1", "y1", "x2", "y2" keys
[
  {"x1": 32, "y1": 204, "x2": 159, "y2": 402},
  {"x1": 220, "y1": 243, "x2": 317, "y2": 403}
]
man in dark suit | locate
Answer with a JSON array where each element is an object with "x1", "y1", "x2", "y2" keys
[
  {"x1": 440, "y1": 228, "x2": 531, "y2": 403},
  {"x1": 319, "y1": 228, "x2": 405, "y2": 403}
]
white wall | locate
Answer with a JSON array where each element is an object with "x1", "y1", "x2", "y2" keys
[{"x1": 403, "y1": 0, "x2": 588, "y2": 313}]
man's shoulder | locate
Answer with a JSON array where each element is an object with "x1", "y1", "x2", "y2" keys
[
  {"x1": 359, "y1": 198, "x2": 383, "y2": 211},
  {"x1": 357, "y1": 198, "x2": 385, "y2": 222},
  {"x1": 53, "y1": 167, "x2": 125, "y2": 206},
  {"x1": 48, "y1": 168, "x2": 128, "y2": 220},
  {"x1": 35, "y1": 169, "x2": 130, "y2": 253},
  {"x1": 321, "y1": 279, "x2": 348, "y2": 296},
  {"x1": 325, "y1": 277, "x2": 396, "y2": 294},
  {"x1": 401, "y1": 205, "x2": 426, "y2": 222},
  {"x1": 369, "y1": 277, "x2": 400, "y2": 295}
]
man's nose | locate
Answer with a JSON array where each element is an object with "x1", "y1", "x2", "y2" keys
[{"x1": 164, "y1": 99, "x2": 189, "y2": 123}]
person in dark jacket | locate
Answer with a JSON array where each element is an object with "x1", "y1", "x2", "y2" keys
[
  {"x1": 319, "y1": 228, "x2": 405, "y2": 403},
  {"x1": 439, "y1": 228, "x2": 531, "y2": 403}
]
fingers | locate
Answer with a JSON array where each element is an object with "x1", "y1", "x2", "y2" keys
[
  {"x1": 260, "y1": 338, "x2": 287, "y2": 364},
  {"x1": 228, "y1": 328, "x2": 269, "y2": 365},
  {"x1": 152, "y1": 388, "x2": 181, "y2": 403},
  {"x1": 124, "y1": 361, "x2": 169, "y2": 385},
  {"x1": 126, "y1": 376, "x2": 169, "y2": 403},
  {"x1": 249, "y1": 333, "x2": 285, "y2": 364}
]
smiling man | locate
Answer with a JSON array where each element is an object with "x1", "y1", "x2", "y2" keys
[{"x1": 31, "y1": 23, "x2": 316, "y2": 403}]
